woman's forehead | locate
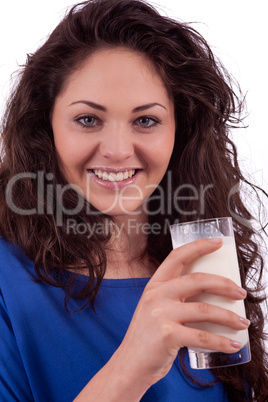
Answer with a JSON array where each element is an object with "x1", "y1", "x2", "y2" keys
[{"x1": 55, "y1": 48, "x2": 173, "y2": 109}]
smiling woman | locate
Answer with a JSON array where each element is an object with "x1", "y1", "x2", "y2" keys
[
  {"x1": 52, "y1": 48, "x2": 175, "y2": 217},
  {"x1": 0, "y1": 0, "x2": 267, "y2": 401}
]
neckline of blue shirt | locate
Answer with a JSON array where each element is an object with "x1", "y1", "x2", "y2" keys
[{"x1": 62, "y1": 269, "x2": 151, "y2": 288}]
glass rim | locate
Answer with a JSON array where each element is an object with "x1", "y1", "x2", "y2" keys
[{"x1": 169, "y1": 217, "x2": 232, "y2": 229}]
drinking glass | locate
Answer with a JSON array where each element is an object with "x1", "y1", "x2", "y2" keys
[{"x1": 169, "y1": 217, "x2": 251, "y2": 369}]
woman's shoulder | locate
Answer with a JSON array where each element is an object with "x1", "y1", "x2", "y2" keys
[
  {"x1": 0, "y1": 237, "x2": 29, "y2": 263},
  {"x1": 0, "y1": 237, "x2": 34, "y2": 282},
  {"x1": 0, "y1": 236, "x2": 19, "y2": 253}
]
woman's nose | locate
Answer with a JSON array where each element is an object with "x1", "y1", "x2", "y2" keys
[{"x1": 99, "y1": 124, "x2": 135, "y2": 162}]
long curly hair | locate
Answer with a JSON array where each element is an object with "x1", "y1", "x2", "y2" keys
[{"x1": 0, "y1": 0, "x2": 267, "y2": 400}]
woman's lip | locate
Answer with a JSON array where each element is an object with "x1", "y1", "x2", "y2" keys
[{"x1": 87, "y1": 169, "x2": 142, "y2": 189}]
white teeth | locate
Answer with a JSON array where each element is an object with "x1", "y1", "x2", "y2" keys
[
  {"x1": 109, "y1": 172, "x2": 117, "y2": 182},
  {"x1": 117, "y1": 172, "x2": 124, "y2": 181},
  {"x1": 103, "y1": 171, "x2": 108, "y2": 180},
  {"x1": 93, "y1": 169, "x2": 136, "y2": 182}
]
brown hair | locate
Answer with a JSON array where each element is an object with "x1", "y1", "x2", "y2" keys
[{"x1": 0, "y1": 0, "x2": 267, "y2": 400}]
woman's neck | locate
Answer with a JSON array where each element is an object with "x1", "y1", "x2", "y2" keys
[{"x1": 103, "y1": 213, "x2": 157, "y2": 279}]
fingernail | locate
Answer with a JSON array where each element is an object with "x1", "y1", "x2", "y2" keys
[
  {"x1": 237, "y1": 287, "x2": 247, "y2": 298},
  {"x1": 230, "y1": 340, "x2": 242, "y2": 349},
  {"x1": 239, "y1": 317, "x2": 250, "y2": 327},
  {"x1": 207, "y1": 238, "x2": 222, "y2": 244}
]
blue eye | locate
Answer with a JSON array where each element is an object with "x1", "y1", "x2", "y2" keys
[
  {"x1": 136, "y1": 116, "x2": 161, "y2": 128},
  {"x1": 75, "y1": 115, "x2": 99, "y2": 128}
]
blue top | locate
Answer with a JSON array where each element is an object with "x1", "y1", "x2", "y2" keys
[{"x1": 0, "y1": 238, "x2": 229, "y2": 401}]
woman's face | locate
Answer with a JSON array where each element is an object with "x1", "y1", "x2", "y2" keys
[{"x1": 52, "y1": 48, "x2": 175, "y2": 218}]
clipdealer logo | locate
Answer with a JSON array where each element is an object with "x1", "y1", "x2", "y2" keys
[{"x1": 4, "y1": 170, "x2": 260, "y2": 230}]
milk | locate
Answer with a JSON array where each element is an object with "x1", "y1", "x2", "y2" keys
[{"x1": 174, "y1": 236, "x2": 249, "y2": 352}]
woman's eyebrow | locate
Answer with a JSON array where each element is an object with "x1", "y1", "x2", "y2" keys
[
  {"x1": 132, "y1": 103, "x2": 167, "y2": 112},
  {"x1": 68, "y1": 100, "x2": 167, "y2": 112},
  {"x1": 68, "y1": 100, "x2": 107, "y2": 111}
]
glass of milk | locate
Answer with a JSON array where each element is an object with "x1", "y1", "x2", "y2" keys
[{"x1": 169, "y1": 217, "x2": 251, "y2": 369}]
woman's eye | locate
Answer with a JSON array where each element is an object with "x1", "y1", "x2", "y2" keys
[
  {"x1": 135, "y1": 116, "x2": 161, "y2": 128},
  {"x1": 75, "y1": 115, "x2": 99, "y2": 128}
]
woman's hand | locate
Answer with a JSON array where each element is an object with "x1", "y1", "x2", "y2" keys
[
  {"x1": 74, "y1": 238, "x2": 249, "y2": 402},
  {"x1": 113, "y1": 238, "x2": 248, "y2": 393}
]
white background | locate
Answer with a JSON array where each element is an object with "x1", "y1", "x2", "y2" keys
[{"x1": 0, "y1": 0, "x2": 267, "y2": 328}]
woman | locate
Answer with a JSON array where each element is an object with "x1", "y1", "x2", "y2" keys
[{"x1": 0, "y1": 0, "x2": 267, "y2": 400}]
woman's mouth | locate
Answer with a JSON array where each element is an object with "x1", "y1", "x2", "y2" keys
[{"x1": 92, "y1": 169, "x2": 137, "y2": 182}]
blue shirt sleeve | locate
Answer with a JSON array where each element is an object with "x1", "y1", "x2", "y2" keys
[{"x1": 0, "y1": 288, "x2": 34, "y2": 401}]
